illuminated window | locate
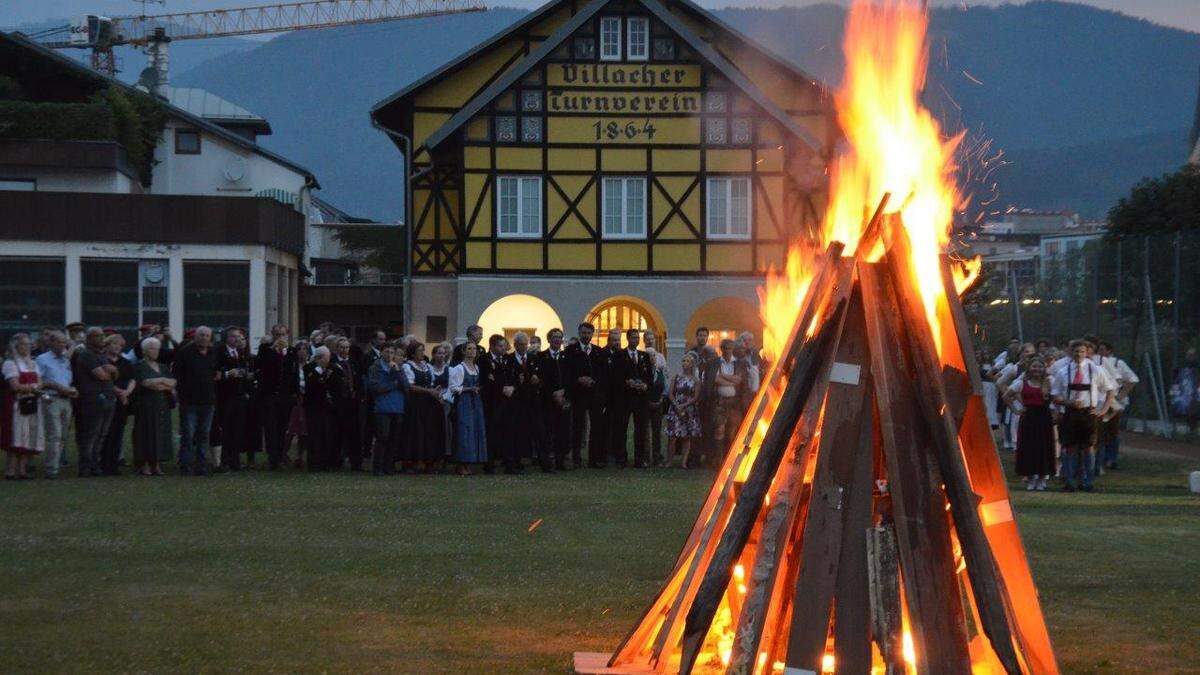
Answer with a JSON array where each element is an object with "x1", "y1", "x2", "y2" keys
[
  {"x1": 599, "y1": 17, "x2": 621, "y2": 61},
  {"x1": 627, "y1": 17, "x2": 649, "y2": 60},
  {"x1": 707, "y1": 177, "x2": 752, "y2": 239},
  {"x1": 602, "y1": 176, "x2": 646, "y2": 239},
  {"x1": 496, "y1": 175, "x2": 542, "y2": 238}
]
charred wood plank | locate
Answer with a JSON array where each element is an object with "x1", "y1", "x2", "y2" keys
[
  {"x1": 861, "y1": 263, "x2": 973, "y2": 674},
  {"x1": 782, "y1": 291, "x2": 873, "y2": 670},
  {"x1": 677, "y1": 297, "x2": 850, "y2": 675},
  {"x1": 831, "y1": 393, "x2": 879, "y2": 675},
  {"x1": 867, "y1": 523, "x2": 905, "y2": 675},
  {"x1": 882, "y1": 246, "x2": 1024, "y2": 675}
]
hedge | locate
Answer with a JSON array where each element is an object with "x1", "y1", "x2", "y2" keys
[{"x1": 0, "y1": 100, "x2": 115, "y2": 142}]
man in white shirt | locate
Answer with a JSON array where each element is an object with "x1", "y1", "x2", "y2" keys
[
  {"x1": 1095, "y1": 340, "x2": 1138, "y2": 470},
  {"x1": 1051, "y1": 339, "x2": 1117, "y2": 492},
  {"x1": 995, "y1": 342, "x2": 1036, "y2": 450}
]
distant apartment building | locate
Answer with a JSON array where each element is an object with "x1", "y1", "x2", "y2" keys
[
  {"x1": 0, "y1": 31, "x2": 400, "y2": 343},
  {"x1": 961, "y1": 207, "x2": 1106, "y2": 290}
]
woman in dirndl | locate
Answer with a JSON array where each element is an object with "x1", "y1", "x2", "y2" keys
[
  {"x1": 401, "y1": 341, "x2": 446, "y2": 472},
  {"x1": 1003, "y1": 356, "x2": 1055, "y2": 491},
  {"x1": 3, "y1": 333, "x2": 44, "y2": 480},
  {"x1": 446, "y1": 342, "x2": 487, "y2": 475}
]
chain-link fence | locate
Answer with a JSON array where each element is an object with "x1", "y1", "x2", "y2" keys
[{"x1": 963, "y1": 230, "x2": 1200, "y2": 431}]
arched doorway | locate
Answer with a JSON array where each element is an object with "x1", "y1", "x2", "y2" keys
[
  {"x1": 476, "y1": 294, "x2": 564, "y2": 344},
  {"x1": 586, "y1": 295, "x2": 666, "y2": 350},
  {"x1": 685, "y1": 296, "x2": 762, "y2": 351}
]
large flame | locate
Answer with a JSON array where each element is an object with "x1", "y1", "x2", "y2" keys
[{"x1": 760, "y1": 0, "x2": 977, "y2": 359}]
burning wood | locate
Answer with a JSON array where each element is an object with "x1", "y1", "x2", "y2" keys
[{"x1": 573, "y1": 1, "x2": 1057, "y2": 673}]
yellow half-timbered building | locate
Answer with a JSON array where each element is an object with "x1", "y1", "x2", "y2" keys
[{"x1": 370, "y1": 0, "x2": 833, "y2": 353}]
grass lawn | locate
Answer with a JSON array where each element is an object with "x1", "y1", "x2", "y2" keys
[{"x1": 0, "y1": 436, "x2": 1196, "y2": 674}]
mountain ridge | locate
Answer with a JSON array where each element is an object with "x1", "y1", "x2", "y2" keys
[{"x1": 149, "y1": 2, "x2": 1200, "y2": 219}]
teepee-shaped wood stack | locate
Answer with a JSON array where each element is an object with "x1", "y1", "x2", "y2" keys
[{"x1": 575, "y1": 220, "x2": 1059, "y2": 675}]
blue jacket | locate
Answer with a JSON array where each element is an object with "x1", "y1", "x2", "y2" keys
[{"x1": 368, "y1": 360, "x2": 407, "y2": 414}]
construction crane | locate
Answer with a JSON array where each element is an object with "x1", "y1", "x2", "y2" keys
[{"x1": 36, "y1": 0, "x2": 486, "y2": 87}]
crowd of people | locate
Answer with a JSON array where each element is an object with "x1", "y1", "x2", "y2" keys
[
  {"x1": 0, "y1": 321, "x2": 767, "y2": 480},
  {"x1": 982, "y1": 335, "x2": 1139, "y2": 493}
]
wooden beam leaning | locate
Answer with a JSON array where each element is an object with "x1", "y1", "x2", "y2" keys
[
  {"x1": 860, "y1": 262, "x2": 973, "y2": 674},
  {"x1": 678, "y1": 296, "x2": 851, "y2": 675},
  {"x1": 781, "y1": 289, "x2": 872, "y2": 670},
  {"x1": 881, "y1": 246, "x2": 1024, "y2": 675},
  {"x1": 727, "y1": 263, "x2": 857, "y2": 673}
]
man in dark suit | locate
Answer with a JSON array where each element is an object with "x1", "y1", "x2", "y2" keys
[
  {"x1": 610, "y1": 328, "x2": 653, "y2": 467},
  {"x1": 565, "y1": 322, "x2": 608, "y2": 468},
  {"x1": 302, "y1": 346, "x2": 341, "y2": 471},
  {"x1": 536, "y1": 328, "x2": 572, "y2": 471},
  {"x1": 358, "y1": 329, "x2": 387, "y2": 463},
  {"x1": 254, "y1": 335, "x2": 294, "y2": 470},
  {"x1": 506, "y1": 332, "x2": 545, "y2": 471},
  {"x1": 478, "y1": 334, "x2": 520, "y2": 474},
  {"x1": 216, "y1": 327, "x2": 253, "y2": 472},
  {"x1": 451, "y1": 324, "x2": 484, "y2": 366},
  {"x1": 332, "y1": 337, "x2": 363, "y2": 471}
]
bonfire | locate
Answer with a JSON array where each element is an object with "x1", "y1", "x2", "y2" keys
[{"x1": 575, "y1": 1, "x2": 1058, "y2": 673}]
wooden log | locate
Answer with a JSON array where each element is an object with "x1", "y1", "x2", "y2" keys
[
  {"x1": 781, "y1": 291, "x2": 873, "y2": 670},
  {"x1": 861, "y1": 263, "x2": 973, "y2": 674},
  {"x1": 678, "y1": 297, "x2": 850, "y2": 675},
  {"x1": 727, "y1": 269, "x2": 860, "y2": 672},
  {"x1": 611, "y1": 244, "x2": 846, "y2": 669},
  {"x1": 831, "y1": 393, "x2": 879, "y2": 674},
  {"x1": 881, "y1": 245, "x2": 1024, "y2": 675},
  {"x1": 867, "y1": 523, "x2": 906, "y2": 675}
]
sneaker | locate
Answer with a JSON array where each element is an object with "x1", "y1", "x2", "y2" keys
[
  {"x1": 1025, "y1": 480, "x2": 1036, "y2": 491},
  {"x1": 1035, "y1": 478, "x2": 1047, "y2": 491}
]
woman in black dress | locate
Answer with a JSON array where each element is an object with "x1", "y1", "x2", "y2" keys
[
  {"x1": 1003, "y1": 356, "x2": 1055, "y2": 491},
  {"x1": 401, "y1": 341, "x2": 445, "y2": 473}
]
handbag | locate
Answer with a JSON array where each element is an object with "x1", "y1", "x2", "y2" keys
[{"x1": 18, "y1": 395, "x2": 38, "y2": 416}]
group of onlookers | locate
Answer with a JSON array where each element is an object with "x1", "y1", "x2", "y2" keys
[
  {"x1": 983, "y1": 336, "x2": 1138, "y2": 492},
  {"x1": 1, "y1": 320, "x2": 765, "y2": 480}
]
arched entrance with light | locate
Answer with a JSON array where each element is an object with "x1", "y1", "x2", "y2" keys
[
  {"x1": 586, "y1": 295, "x2": 666, "y2": 351},
  {"x1": 685, "y1": 296, "x2": 762, "y2": 352},
  {"x1": 476, "y1": 293, "x2": 564, "y2": 344}
]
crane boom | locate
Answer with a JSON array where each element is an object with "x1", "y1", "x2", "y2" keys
[
  {"x1": 38, "y1": 0, "x2": 485, "y2": 76},
  {"x1": 112, "y1": 0, "x2": 485, "y2": 44}
]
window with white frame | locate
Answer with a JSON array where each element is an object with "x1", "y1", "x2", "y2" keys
[
  {"x1": 602, "y1": 177, "x2": 647, "y2": 239},
  {"x1": 706, "y1": 177, "x2": 752, "y2": 239},
  {"x1": 627, "y1": 17, "x2": 649, "y2": 60},
  {"x1": 496, "y1": 176, "x2": 542, "y2": 238},
  {"x1": 599, "y1": 17, "x2": 622, "y2": 61}
]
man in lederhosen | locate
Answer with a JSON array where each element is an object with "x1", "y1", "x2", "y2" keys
[{"x1": 1051, "y1": 339, "x2": 1116, "y2": 493}]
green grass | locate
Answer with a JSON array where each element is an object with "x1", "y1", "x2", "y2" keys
[{"x1": 0, "y1": 441, "x2": 1196, "y2": 674}]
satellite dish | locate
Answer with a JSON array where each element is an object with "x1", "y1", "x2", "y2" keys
[
  {"x1": 222, "y1": 157, "x2": 247, "y2": 183},
  {"x1": 136, "y1": 66, "x2": 160, "y2": 92}
]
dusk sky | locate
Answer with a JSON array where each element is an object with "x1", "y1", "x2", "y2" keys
[{"x1": 7, "y1": 0, "x2": 1200, "y2": 34}]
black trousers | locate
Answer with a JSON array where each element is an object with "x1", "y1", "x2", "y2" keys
[
  {"x1": 218, "y1": 395, "x2": 250, "y2": 470},
  {"x1": 571, "y1": 396, "x2": 607, "y2": 467},
  {"x1": 486, "y1": 401, "x2": 518, "y2": 471},
  {"x1": 541, "y1": 402, "x2": 572, "y2": 468},
  {"x1": 335, "y1": 399, "x2": 362, "y2": 469},
  {"x1": 611, "y1": 400, "x2": 649, "y2": 466},
  {"x1": 360, "y1": 395, "x2": 376, "y2": 459},
  {"x1": 304, "y1": 406, "x2": 336, "y2": 471},
  {"x1": 99, "y1": 401, "x2": 128, "y2": 474},
  {"x1": 261, "y1": 394, "x2": 292, "y2": 469}
]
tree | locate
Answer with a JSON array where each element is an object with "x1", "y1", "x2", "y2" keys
[
  {"x1": 1108, "y1": 165, "x2": 1200, "y2": 237},
  {"x1": 332, "y1": 225, "x2": 405, "y2": 274}
]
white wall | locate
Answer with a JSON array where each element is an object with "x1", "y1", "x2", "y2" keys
[
  {"x1": 2, "y1": 166, "x2": 138, "y2": 193},
  {"x1": 151, "y1": 120, "x2": 308, "y2": 200}
]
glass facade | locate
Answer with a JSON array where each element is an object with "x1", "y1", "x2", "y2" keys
[
  {"x1": 184, "y1": 262, "x2": 250, "y2": 331},
  {"x1": 82, "y1": 260, "x2": 140, "y2": 340},
  {"x1": 0, "y1": 259, "x2": 65, "y2": 343}
]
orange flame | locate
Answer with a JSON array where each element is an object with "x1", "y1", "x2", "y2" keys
[{"x1": 765, "y1": 0, "x2": 972, "y2": 360}]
